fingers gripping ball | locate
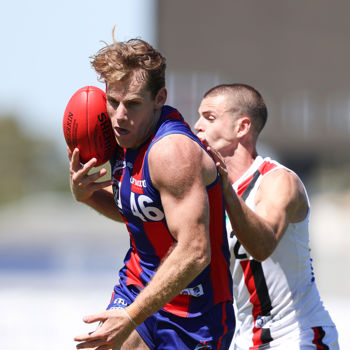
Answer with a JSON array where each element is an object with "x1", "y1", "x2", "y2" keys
[{"x1": 63, "y1": 86, "x2": 116, "y2": 166}]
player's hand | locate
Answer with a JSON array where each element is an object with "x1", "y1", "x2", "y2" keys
[
  {"x1": 74, "y1": 308, "x2": 135, "y2": 350},
  {"x1": 204, "y1": 144, "x2": 230, "y2": 191},
  {"x1": 68, "y1": 147, "x2": 112, "y2": 203}
]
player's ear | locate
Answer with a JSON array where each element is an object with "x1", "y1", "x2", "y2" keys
[
  {"x1": 154, "y1": 87, "x2": 167, "y2": 108},
  {"x1": 237, "y1": 116, "x2": 251, "y2": 138}
]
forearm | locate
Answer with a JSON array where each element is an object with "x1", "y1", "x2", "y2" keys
[
  {"x1": 126, "y1": 240, "x2": 210, "y2": 325},
  {"x1": 83, "y1": 189, "x2": 123, "y2": 222},
  {"x1": 224, "y1": 185, "x2": 277, "y2": 261}
]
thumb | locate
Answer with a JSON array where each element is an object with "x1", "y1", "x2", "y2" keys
[{"x1": 83, "y1": 311, "x2": 108, "y2": 324}]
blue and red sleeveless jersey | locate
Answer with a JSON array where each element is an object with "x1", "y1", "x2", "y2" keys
[{"x1": 110, "y1": 105, "x2": 233, "y2": 318}]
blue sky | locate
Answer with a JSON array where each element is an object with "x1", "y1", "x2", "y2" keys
[{"x1": 0, "y1": 0, "x2": 157, "y2": 149}]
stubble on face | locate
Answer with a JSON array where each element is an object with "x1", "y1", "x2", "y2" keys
[
  {"x1": 197, "y1": 94, "x2": 241, "y2": 156},
  {"x1": 106, "y1": 75, "x2": 160, "y2": 149}
]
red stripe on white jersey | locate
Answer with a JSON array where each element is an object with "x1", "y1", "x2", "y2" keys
[
  {"x1": 240, "y1": 234, "x2": 275, "y2": 348},
  {"x1": 236, "y1": 160, "x2": 278, "y2": 197},
  {"x1": 259, "y1": 159, "x2": 278, "y2": 176},
  {"x1": 240, "y1": 260, "x2": 262, "y2": 318}
]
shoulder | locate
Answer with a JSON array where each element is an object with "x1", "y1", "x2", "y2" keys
[
  {"x1": 260, "y1": 166, "x2": 306, "y2": 196},
  {"x1": 257, "y1": 167, "x2": 309, "y2": 222},
  {"x1": 148, "y1": 134, "x2": 216, "y2": 193},
  {"x1": 261, "y1": 167, "x2": 303, "y2": 190}
]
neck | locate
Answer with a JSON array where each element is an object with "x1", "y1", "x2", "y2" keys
[
  {"x1": 224, "y1": 143, "x2": 257, "y2": 184},
  {"x1": 130, "y1": 107, "x2": 163, "y2": 150}
]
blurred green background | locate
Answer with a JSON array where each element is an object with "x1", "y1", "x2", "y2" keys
[{"x1": 0, "y1": 116, "x2": 67, "y2": 204}]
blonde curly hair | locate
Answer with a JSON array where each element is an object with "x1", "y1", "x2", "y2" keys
[{"x1": 91, "y1": 27, "x2": 166, "y2": 98}]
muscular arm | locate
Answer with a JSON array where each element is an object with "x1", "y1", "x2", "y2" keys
[
  {"x1": 224, "y1": 168, "x2": 309, "y2": 261},
  {"x1": 69, "y1": 147, "x2": 123, "y2": 222},
  {"x1": 126, "y1": 134, "x2": 216, "y2": 324},
  {"x1": 74, "y1": 138, "x2": 218, "y2": 349},
  {"x1": 83, "y1": 186, "x2": 123, "y2": 222}
]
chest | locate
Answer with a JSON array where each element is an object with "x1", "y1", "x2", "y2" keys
[{"x1": 111, "y1": 146, "x2": 165, "y2": 223}]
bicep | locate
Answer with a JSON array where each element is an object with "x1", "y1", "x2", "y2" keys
[
  {"x1": 255, "y1": 169, "x2": 307, "y2": 241},
  {"x1": 149, "y1": 136, "x2": 210, "y2": 243},
  {"x1": 161, "y1": 177, "x2": 209, "y2": 242}
]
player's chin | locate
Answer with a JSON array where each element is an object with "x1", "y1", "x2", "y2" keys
[{"x1": 115, "y1": 136, "x2": 133, "y2": 149}]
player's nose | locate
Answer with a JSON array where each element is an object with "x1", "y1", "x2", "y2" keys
[
  {"x1": 112, "y1": 103, "x2": 128, "y2": 122},
  {"x1": 194, "y1": 118, "x2": 203, "y2": 133}
]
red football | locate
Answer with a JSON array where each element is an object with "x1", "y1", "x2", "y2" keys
[{"x1": 63, "y1": 86, "x2": 116, "y2": 166}]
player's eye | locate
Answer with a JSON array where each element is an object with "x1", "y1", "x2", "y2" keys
[
  {"x1": 107, "y1": 98, "x2": 119, "y2": 108},
  {"x1": 126, "y1": 100, "x2": 141, "y2": 108}
]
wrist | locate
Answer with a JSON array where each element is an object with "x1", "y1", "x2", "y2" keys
[
  {"x1": 121, "y1": 307, "x2": 138, "y2": 328},
  {"x1": 126, "y1": 300, "x2": 149, "y2": 326},
  {"x1": 221, "y1": 177, "x2": 232, "y2": 194}
]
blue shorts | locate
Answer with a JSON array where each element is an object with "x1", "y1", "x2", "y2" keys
[{"x1": 107, "y1": 283, "x2": 235, "y2": 350}]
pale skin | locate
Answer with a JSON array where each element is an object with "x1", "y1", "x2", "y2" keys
[
  {"x1": 195, "y1": 93, "x2": 309, "y2": 262},
  {"x1": 69, "y1": 75, "x2": 217, "y2": 349}
]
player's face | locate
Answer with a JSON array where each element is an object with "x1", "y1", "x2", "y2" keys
[
  {"x1": 106, "y1": 76, "x2": 166, "y2": 149},
  {"x1": 195, "y1": 95, "x2": 239, "y2": 155}
]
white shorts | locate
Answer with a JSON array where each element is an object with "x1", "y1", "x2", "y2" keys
[{"x1": 232, "y1": 326, "x2": 339, "y2": 350}]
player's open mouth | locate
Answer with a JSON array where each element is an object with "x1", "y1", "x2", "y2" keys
[{"x1": 114, "y1": 127, "x2": 130, "y2": 136}]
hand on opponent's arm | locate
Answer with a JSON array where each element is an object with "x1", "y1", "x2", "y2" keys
[
  {"x1": 204, "y1": 144, "x2": 231, "y2": 192},
  {"x1": 68, "y1": 147, "x2": 123, "y2": 222},
  {"x1": 205, "y1": 145, "x2": 308, "y2": 261},
  {"x1": 227, "y1": 168, "x2": 308, "y2": 261}
]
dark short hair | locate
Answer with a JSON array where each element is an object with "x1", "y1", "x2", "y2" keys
[{"x1": 204, "y1": 83, "x2": 268, "y2": 135}]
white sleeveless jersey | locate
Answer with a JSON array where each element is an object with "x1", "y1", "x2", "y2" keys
[{"x1": 228, "y1": 156, "x2": 336, "y2": 349}]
